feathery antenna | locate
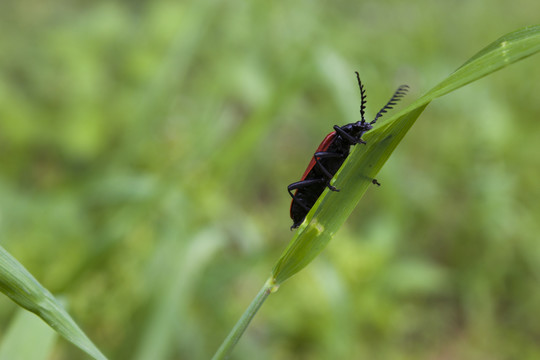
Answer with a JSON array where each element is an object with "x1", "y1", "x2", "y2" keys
[
  {"x1": 371, "y1": 84, "x2": 409, "y2": 124},
  {"x1": 355, "y1": 71, "x2": 367, "y2": 123}
]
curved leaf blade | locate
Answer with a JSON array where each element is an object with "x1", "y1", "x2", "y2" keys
[
  {"x1": 0, "y1": 246, "x2": 107, "y2": 360},
  {"x1": 272, "y1": 24, "x2": 540, "y2": 284}
]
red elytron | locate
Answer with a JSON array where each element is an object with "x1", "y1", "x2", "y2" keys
[{"x1": 288, "y1": 72, "x2": 408, "y2": 229}]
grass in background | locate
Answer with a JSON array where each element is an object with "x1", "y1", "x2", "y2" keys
[{"x1": 0, "y1": 0, "x2": 540, "y2": 359}]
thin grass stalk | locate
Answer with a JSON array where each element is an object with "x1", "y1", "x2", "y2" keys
[{"x1": 211, "y1": 278, "x2": 278, "y2": 360}]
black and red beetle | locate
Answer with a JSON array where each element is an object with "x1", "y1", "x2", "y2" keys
[{"x1": 288, "y1": 72, "x2": 409, "y2": 229}]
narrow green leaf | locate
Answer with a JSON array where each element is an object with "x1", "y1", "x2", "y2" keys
[
  {"x1": 272, "y1": 24, "x2": 540, "y2": 284},
  {"x1": 272, "y1": 105, "x2": 429, "y2": 284},
  {"x1": 420, "y1": 24, "x2": 540, "y2": 104},
  {"x1": 0, "y1": 246, "x2": 107, "y2": 360}
]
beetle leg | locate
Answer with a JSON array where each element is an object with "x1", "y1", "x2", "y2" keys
[
  {"x1": 288, "y1": 178, "x2": 326, "y2": 197},
  {"x1": 288, "y1": 178, "x2": 327, "y2": 211},
  {"x1": 291, "y1": 196, "x2": 311, "y2": 212},
  {"x1": 333, "y1": 125, "x2": 366, "y2": 145},
  {"x1": 313, "y1": 151, "x2": 345, "y2": 191}
]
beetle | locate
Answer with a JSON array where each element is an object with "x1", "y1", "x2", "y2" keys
[{"x1": 288, "y1": 72, "x2": 409, "y2": 229}]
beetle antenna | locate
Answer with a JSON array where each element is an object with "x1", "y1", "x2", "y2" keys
[
  {"x1": 371, "y1": 84, "x2": 409, "y2": 124},
  {"x1": 355, "y1": 71, "x2": 367, "y2": 124}
]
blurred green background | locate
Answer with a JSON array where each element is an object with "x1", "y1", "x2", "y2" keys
[{"x1": 1, "y1": 0, "x2": 540, "y2": 359}]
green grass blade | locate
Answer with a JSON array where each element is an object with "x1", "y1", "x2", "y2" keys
[
  {"x1": 272, "y1": 24, "x2": 540, "y2": 284},
  {"x1": 420, "y1": 24, "x2": 540, "y2": 104},
  {"x1": 0, "y1": 245, "x2": 107, "y2": 360},
  {"x1": 272, "y1": 104, "x2": 429, "y2": 284}
]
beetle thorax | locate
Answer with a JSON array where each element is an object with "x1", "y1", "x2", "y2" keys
[{"x1": 348, "y1": 120, "x2": 373, "y2": 137}]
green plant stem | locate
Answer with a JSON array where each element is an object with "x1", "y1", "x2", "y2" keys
[{"x1": 212, "y1": 277, "x2": 277, "y2": 360}]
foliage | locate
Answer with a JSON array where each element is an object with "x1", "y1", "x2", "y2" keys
[{"x1": 1, "y1": 1, "x2": 540, "y2": 359}]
